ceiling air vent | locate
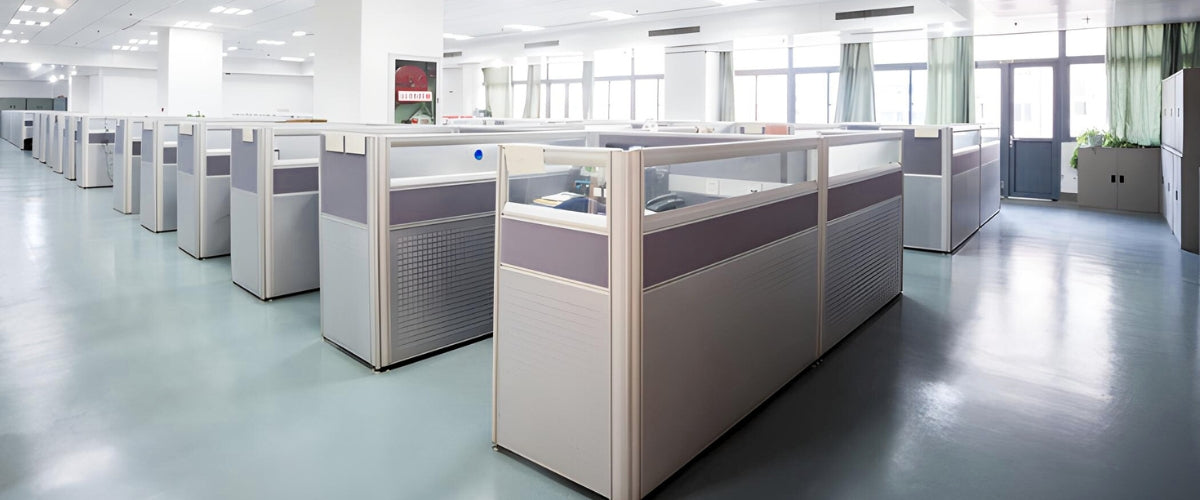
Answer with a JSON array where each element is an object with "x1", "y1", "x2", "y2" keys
[
  {"x1": 524, "y1": 40, "x2": 560, "y2": 49},
  {"x1": 649, "y1": 26, "x2": 701, "y2": 37},
  {"x1": 444, "y1": 51, "x2": 463, "y2": 58},
  {"x1": 835, "y1": 6, "x2": 915, "y2": 21}
]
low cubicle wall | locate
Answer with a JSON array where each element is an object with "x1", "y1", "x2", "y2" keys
[
  {"x1": 1, "y1": 110, "x2": 33, "y2": 150},
  {"x1": 491, "y1": 131, "x2": 903, "y2": 499},
  {"x1": 140, "y1": 119, "x2": 182, "y2": 233},
  {"x1": 75, "y1": 117, "x2": 117, "y2": 189},
  {"x1": 59, "y1": 113, "x2": 79, "y2": 179},
  {"x1": 112, "y1": 118, "x2": 145, "y2": 214},
  {"x1": 177, "y1": 120, "x2": 245, "y2": 259}
]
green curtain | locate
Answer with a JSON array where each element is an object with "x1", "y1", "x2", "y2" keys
[
  {"x1": 523, "y1": 64, "x2": 542, "y2": 119},
  {"x1": 925, "y1": 36, "x2": 975, "y2": 124},
  {"x1": 482, "y1": 66, "x2": 511, "y2": 118},
  {"x1": 1184, "y1": 23, "x2": 1200, "y2": 68},
  {"x1": 836, "y1": 43, "x2": 875, "y2": 122},
  {"x1": 716, "y1": 52, "x2": 736, "y2": 121},
  {"x1": 1107, "y1": 25, "x2": 1164, "y2": 146}
]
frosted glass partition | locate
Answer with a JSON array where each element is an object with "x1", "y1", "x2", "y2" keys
[{"x1": 828, "y1": 137, "x2": 902, "y2": 178}]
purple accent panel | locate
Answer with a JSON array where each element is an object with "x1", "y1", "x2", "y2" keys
[
  {"x1": 274, "y1": 167, "x2": 320, "y2": 194},
  {"x1": 207, "y1": 155, "x2": 231, "y2": 176},
  {"x1": 132, "y1": 141, "x2": 142, "y2": 156},
  {"x1": 501, "y1": 218, "x2": 608, "y2": 288},
  {"x1": 952, "y1": 148, "x2": 981, "y2": 175},
  {"x1": 163, "y1": 147, "x2": 178, "y2": 165},
  {"x1": 643, "y1": 193, "x2": 818, "y2": 287},
  {"x1": 828, "y1": 171, "x2": 903, "y2": 221},
  {"x1": 390, "y1": 181, "x2": 495, "y2": 225},
  {"x1": 981, "y1": 142, "x2": 1000, "y2": 164},
  {"x1": 900, "y1": 129, "x2": 943, "y2": 176},
  {"x1": 320, "y1": 150, "x2": 369, "y2": 224},
  {"x1": 89, "y1": 133, "x2": 115, "y2": 143}
]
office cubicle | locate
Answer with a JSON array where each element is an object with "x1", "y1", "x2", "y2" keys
[
  {"x1": 491, "y1": 131, "x2": 903, "y2": 499},
  {"x1": 112, "y1": 118, "x2": 145, "y2": 214},
  {"x1": 140, "y1": 119, "x2": 182, "y2": 233},
  {"x1": 317, "y1": 129, "x2": 595, "y2": 370},
  {"x1": 882, "y1": 125, "x2": 1001, "y2": 252},
  {"x1": 177, "y1": 120, "x2": 250, "y2": 259},
  {"x1": 1, "y1": 110, "x2": 33, "y2": 150},
  {"x1": 47, "y1": 113, "x2": 64, "y2": 171},
  {"x1": 75, "y1": 117, "x2": 118, "y2": 189},
  {"x1": 32, "y1": 112, "x2": 45, "y2": 160},
  {"x1": 61, "y1": 113, "x2": 82, "y2": 180}
]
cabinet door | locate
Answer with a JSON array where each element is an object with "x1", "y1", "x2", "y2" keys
[
  {"x1": 1077, "y1": 148, "x2": 1118, "y2": 209},
  {"x1": 1116, "y1": 150, "x2": 1161, "y2": 213},
  {"x1": 1172, "y1": 154, "x2": 1183, "y2": 239},
  {"x1": 1162, "y1": 151, "x2": 1174, "y2": 223},
  {"x1": 1163, "y1": 77, "x2": 1173, "y2": 150},
  {"x1": 1175, "y1": 74, "x2": 1185, "y2": 150}
]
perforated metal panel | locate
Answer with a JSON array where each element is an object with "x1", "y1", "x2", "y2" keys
[
  {"x1": 386, "y1": 216, "x2": 495, "y2": 365},
  {"x1": 823, "y1": 196, "x2": 903, "y2": 353}
]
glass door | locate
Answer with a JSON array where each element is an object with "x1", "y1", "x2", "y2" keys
[{"x1": 1005, "y1": 64, "x2": 1060, "y2": 200}]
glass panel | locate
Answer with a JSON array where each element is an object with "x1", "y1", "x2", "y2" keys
[
  {"x1": 795, "y1": 73, "x2": 830, "y2": 123},
  {"x1": 734, "y1": 48, "x2": 789, "y2": 70},
  {"x1": 593, "y1": 81, "x2": 610, "y2": 120},
  {"x1": 828, "y1": 72, "x2": 840, "y2": 122},
  {"x1": 610, "y1": 80, "x2": 632, "y2": 120},
  {"x1": 1066, "y1": 28, "x2": 1106, "y2": 57},
  {"x1": 595, "y1": 49, "x2": 632, "y2": 77},
  {"x1": 976, "y1": 32, "x2": 1059, "y2": 61},
  {"x1": 1012, "y1": 66, "x2": 1055, "y2": 138},
  {"x1": 873, "y1": 39, "x2": 928, "y2": 64},
  {"x1": 549, "y1": 83, "x2": 566, "y2": 119},
  {"x1": 633, "y1": 46, "x2": 666, "y2": 75},
  {"x1": 568, "y1": 82, "x2": 583, "y2": 119},
  {"x1": 548, "y1": 61, "x2": 583, "y2": 80},
  {"x1": 644, "y1": 151, "x2": 813, "y2": 215},
  {"x1": 755, "y1": 74, "x2": 788, "y2": 122},
  {"x1": 975, "y1": 68, "x2": 1001, "y2": 126},
  {"x1": 828, "y1": 139, "x2": 902, "y2": 178},
  {"x1": 1069, "y1": 63, "x2": 1107, "y2": 136},
  {"x1": 508, "y1": 163, "x2": 608, "y2": 218},
  {"x1": 874, "y1": 70, "x2": 911, "y2": 125},
  {"x1": 793, "y1": 45, "x2": 840, "y2": 68},
  {"x1": 635, "y1": 79, "x2": 660, "y2": 120},
  {"x1": 910, "y1": 69, "x2": 928, "y2": 125},
  {"x1": 735, "y1": 75, "x2": 757, "y2": 121}
]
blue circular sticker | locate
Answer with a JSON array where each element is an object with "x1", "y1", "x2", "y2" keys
[{"x1": 474, "y1": 149, "x2": 484, "y2": 161}]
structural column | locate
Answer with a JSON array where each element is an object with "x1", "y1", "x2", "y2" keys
[
  {"x1": 156, "y1": 28, "x2": 224, "y2": 116},
  {"x1": 664, "y1": 49, "x2": 720, "y2": 122},
  {"x1": 313, "y1": 0, "x2": 444, "y2": 124}
]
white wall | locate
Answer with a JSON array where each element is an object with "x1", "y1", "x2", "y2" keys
[
  {"x1": 0, "y1": 80, "x2": 59, "y2": 98},
  {"x1": 223, "y1": 74, "x2": 314, "y2": 116},
  {"x1": 441, "y1": 67, "x2": 463, "y2": 116},
  {"x1": 159, "y1": 28, "x2": 224, "y2": 116},
  {"x1": 69, "y1": 76, "x2": 91, "y2": 112},
  {"x1": 664, "y1": 51, "x2": 719, "y2": 121}
]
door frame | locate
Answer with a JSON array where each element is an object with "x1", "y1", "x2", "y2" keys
[{"x1": 990, "y1": 59, "x2": 1064, "y2": 200}]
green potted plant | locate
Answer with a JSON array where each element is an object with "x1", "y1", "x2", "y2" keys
[{"x1": 1071, "y1": 128, "x2": 1106, "y2": 169}]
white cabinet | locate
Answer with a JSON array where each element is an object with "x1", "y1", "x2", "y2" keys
[{"x1": 1162, "y1": 69, "x2": 1199, "y2": 253}]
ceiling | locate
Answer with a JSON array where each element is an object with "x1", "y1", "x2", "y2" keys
[{"x1": 0, "y1": 0, "x2": 1196, "y2": 70}]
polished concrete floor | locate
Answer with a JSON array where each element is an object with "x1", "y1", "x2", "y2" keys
[{"x1": 1, "y1": 142, "x2": 1198, "y2": 500}]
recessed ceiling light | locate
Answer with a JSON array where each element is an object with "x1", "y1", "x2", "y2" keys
[
  {"x1": 35, "y1": 6, "x2": 48, "y2": 13},
  {"x1": 150, "y1": 31, "x2": 157, "y2": 36},
  {"x1": 1, "y1": 30, "x2": 9, "y2": 35},
  {"x1": 9, "y1": 20, "x2": 19, "y2": 25},
  {"x1": 38, "y1": 21, "x2": 48, "y2": 26},
  {"x1": 504, "y1": 24, "x2": 544, "y2": 32},
  {"x1": 210, "y1": 6, "x2": 226, "y2": 13},
  {"x1": 308, "y1": 52, "x2": 315, "y2": 57},
  {"x1": 130, "y1": 46, "x2": 138, "y2": 51},
  {"x1": 443, "y1": 33, "x2": 473, "y2": 41},
  {"x1": 24, "y1": 20, "x2": 35, "y2": 26},
  {"x1": 292, "y1": 31, "x2": 307, "y2": 37},
  {"x1": 49, "y1": 75, "x2": 57, "y2": 83},
  {"x1": 256, "y1": 39, "x2": 285, "y2": 45},
  {"x1": 18, "y1": 5, "x2": 31, "y2": 12},
  {"x1": 149, "y1": 40, "x2": 157, "y2": 45},
  {"x1": 227, "y1": 46, "x2": 238, "y2": 51},
  {"x1": 590, "y1": 10, "x2": 633, "y2": 21},
  {"x1": 236, "y1": 9, "x2": 252, "y2": 15},
  {"x1": 11, "y1": 39, "x2": 21, "y2": 44},
  {"x1": 52, "y1": 8, "x2": 64, "y2": 15},
  {"x1": 20, "y1": 40, "x2": 29, "y2": 44},
  {"x1": 280, "y1": 56, "x2": 304, "y2": 62}
]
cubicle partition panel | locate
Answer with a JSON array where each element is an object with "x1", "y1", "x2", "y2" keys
[
  {"x1": 950, "y1": 139, "x2": 982, "y2": 248},
  {"x1": 60, "y1": 114, "x2": 77, "y2": 178},
  {"x1": 888, "y1": 125, "x2": 991, "y2": 253},
  {"x1": 112, "y1": 119, "x2": 144, "y2": 214},
  {"x1": 76, "y1": 117, "x2": 117, "y2": 189},
  {"x1": 317, "y1": 130, "x2": 589, "y2": 370},
  {"x1": 492, "y1": 131, "x2": 904, "y2": 499},
  {"x1": 980, "y1": 130, "x2": 1002, "y2": 224},
  {"x1": 32, "y1": 112, "x2": 43, "y2": 160},
  {"x1": 177, "y1": 122, "x2": 236, "y2": 259},
  {"x1": 0, "y1": 110, "x2": 33, "y2": 150},
  {"x1": 48, "y1": 114, "x2": 62, "y2": 171},
  {"x1": 140, "y1": 121, "x2": 181, "y2": 233}
]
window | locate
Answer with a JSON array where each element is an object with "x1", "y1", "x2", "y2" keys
[
  {"x1": 593, "y1": 47, "x2": 664, "y2": 121},
  {"x1": 1066, "y1": 29, "x2": 1106, "y2": 57},
  {"x1": 755, "y1": 75, "x2": 788, "y2": 122},
  {"x1": 1069, "y1": 63, "x2": 1107, "y2": 136},
  {"x1": 976, "y1": 32, "x2": 1060, "y2": 61},
  {"x1": 735, "y1": 75, "x2": 757, "y2": 122},
  {"x1": 635, "y1": 79, "x2": 661, "y2": 120},
  {"x1": 975, "y1": 68, "x2": 1001, "y2": 126},
  {"x1": 734, "y1": 48, "x2": 789, "y2": 70},
  {"x1": 792, "y1": 44, "x2": 839, "y2": 68},
  {"x1": 874, "y1": 70, "x2": 911, "y2": 124},
  {"x1": 795, "y1": 73, "x2": 832, "y2": 123},
  {"x1": 910, "y1": 69, "x2": 928, "y2": 125},
  {"x1": 874, "y1": 39, "x2": 927, "y2": 65},
  {"x1": 1012, "y1": 66, "x2": 1055, "y2": 138}
]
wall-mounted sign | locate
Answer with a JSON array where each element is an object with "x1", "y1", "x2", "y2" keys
[{"x1": 395, "y1": 59, "x2": 437, "y2": 124}]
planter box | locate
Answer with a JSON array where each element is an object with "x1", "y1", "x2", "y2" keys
[{"x1": 1077, "y1": 146, "x2": 1161, "y2": 213}]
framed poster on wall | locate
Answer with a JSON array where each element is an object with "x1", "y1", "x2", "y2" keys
[{"x1": 394, "y1": 57, "x2": 438, "y2": 124}]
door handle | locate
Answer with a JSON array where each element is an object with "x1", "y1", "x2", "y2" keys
[
  {"x1": 1119, "y1": 175, "x2": 1125, "y2": 184},
  {"x1": 1111, "y1": 175, "x2": 1117, "y2": 183}
]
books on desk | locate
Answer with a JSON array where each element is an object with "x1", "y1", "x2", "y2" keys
[{"x1": 533, "y1": 192, "x2": 582, "y2": 207}]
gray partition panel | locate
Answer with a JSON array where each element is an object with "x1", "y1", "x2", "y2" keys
[
  {"x1": 500, "y1": 219, "x2": 608, "y2": 288},
  {"x1": 320, "y1": 151, "x2": 369, "y2": 224},
  {"x1": 952, "y1": 149, "x2": 981, "y2": 175},
  {"x1": 178, "y1": 136, "x2": 196, "y2": 175},
  {"x1": 951, "y1": 168, "x2": 982, "y2": 249},
  {"x1": 230, "y1": 131, "x2": 258, "y2": 193},
  {"x1": 231, "y1": 188, "x2": 263, "y2": 297},
  {"x1": 901, "y1": 129, "x2": 943, "y2": 176},
  {"x1": 389, "y1": 181, "x2": 495, "y2": 225},
  {"x1": 643, "y1": 193, "x2": 818, "y2": 287},
  {"x1": 823, "y1": 197, "x2": 903, "y2": 350},
  {"x1": 320, "y1": 216, "x2": 373, "y2": 361},
  {"x1": 270, "y1": 193, "x2": 320, "y2": 297},
  {"x1": 828, "y1": 171, "x2": 904, "y2": 220},
  {"x1": 904, "y1": 175, "x2": 944, "y2": 250}
]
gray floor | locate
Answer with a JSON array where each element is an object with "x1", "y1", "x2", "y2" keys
[{"x1": 1, "y1": 142, "x2": 1198, "y2": 500}]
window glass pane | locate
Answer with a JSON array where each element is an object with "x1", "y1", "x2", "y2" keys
[
  {"x1": 635, "y1": 79, "x2": 660, "y2": 120},
  {"x1": 593, "y1": 81, "x2": 610, "y2": 120},
  {"x1": 756, "y1": 74, "x2": 788, "y2": 122},
  {"x1": 910, "y1": 69, "x2": 928, "y2": 125},
  {"x1": 735, "y1": 75, "x2": 757, "y2": 121},
  {"x1": 513, "y1": 83, "x2": 527, "y2": 117},
  {"x1": 548, "y1": 61, "x2": 583, "y2": 80},
  {"x1": 874, "y1": 70, "x2": 911, "y2": 124},
  {"x1": 633, "y1": 47, "x2": 665, "y2": 75},
  {"x1": 792, "y1": 44, "x2": 840, "y2": 68},
  {"x1": 1070, "y1": 63, "x2": 1107, "y2": 136},
  {"x1": 976, "y1": 32, "x2": 1059, "y2": 61},
  {"x1": 734, "y1": 48, "x2": 789, "y2": 70},
  {"x1": 795, "y1": 73, "x2": 830, "y2": 123},
  {"x1": 873, "y1": 39, "x2": 927, "y2": 65},
  {"x1": 828, "y1": 72, "x2": 840, "y2": 122},
  {"x1": 975, "y1": 68, "x2": 1001, "y2": 126},
  {"x1": 549, "y1": 83, "x2": 566, "y2": 119},
  {"x1": 595, "y1": 49, "x2": 632, "y2": 77},
  {"x1": 1012, "y1": 66, "x2": 1055, "y2": 138},
  {"x1": 568, "y1": 82, "x2": 583, "y2": 119},
  {"x1": 610, "y1": 80, "x2": 632, "y2": 120},
  {"x1": 1066, "y1": 28, "x2": 1106, "y2": 57}
]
